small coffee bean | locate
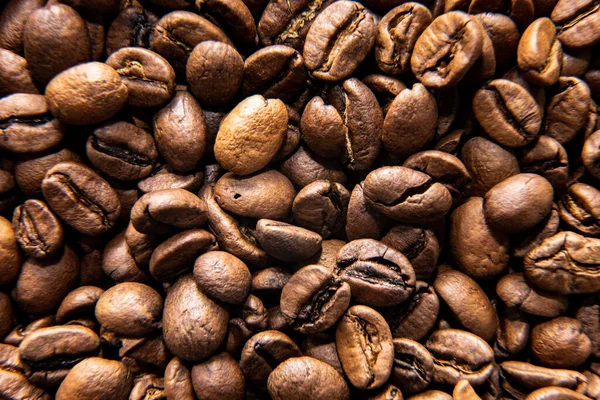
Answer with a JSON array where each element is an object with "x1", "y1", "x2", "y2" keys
[
  {"x1": 517, "y1": 18, "x2": 562, "y2": 86},
  {"x1": 56, "y1": 358, "x2": 132, "y2": 400},
  {"x1": 193, "y1": 251, "x2": 252, "y2": 305},
  {"x1": 526, "y1": 386, "x2": 591, "y2": 400},
  {"x1": 0, "y1": 0, "x2": 46, "y2": 53},
  {"x1": 164, "y1": 357, "x2": 194, "y2": 400},
  {"x1": 56, "y1": 286, "x2": 104, "y2": 324},
  {"x1": 577, "y1": 296, "x2": 600, "y2": 358},
  {"x1": 0, "y1": 294, "x2": 15, "y2": 340},
  {"x1": 558, "y1": 183, "x2": 600, "y2": 236},
  {"x1": 391, "y1": 338, "x2": 434, "y2": 394},
  {"x1": 280, "y1": 145, "x2": 348, "y2": 189},
  {"x1": 12, "y1": 199, "x2": 63, "y2": 259},
  {"x1": 385, "y1": 281, "x2": 440, "y2": 341},
  {"x1": 301, "y1": 334, "x2": 343, "y2": 375},
  {"x1": 255, "y1": 219, "x2": 322, "y2": 262},
  {"x1": 137, "y1": 164, "x2": 204, "y2": 195},
  {"x1": 531, "y1": 317, "x2": 592, "y2": 368},
  {"x1": 103, "y1": 231, "x2": 152, "y2": 284}
]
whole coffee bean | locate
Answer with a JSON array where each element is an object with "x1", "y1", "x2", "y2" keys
[
  {"x1": 195, "y1": 0, "x2": 257, "y2": 47},
  {"x1": 500, "y1": 361, "x2": 587, "y2": 394},
  {"x1": 106, "y1": 7, "x2": 158, "y2": 55},
  {"x1": 0, "y1": 49, "x2": 38, "y2": 96},
  {"x1": 0, "y1": 0, "x2": 46, "y2": 53},
  {"x1": 382, "y1": 224, "x2": 439, "y2": 280},
  {"x1": 45, "y1": 62, "x2": 128, "y2": 125},
  {"x1": 42, "y1": 162, "x2": 121, "y2": 236},
  {"x1": 163, "y1": 274, "x2": 229, "y2": 361},
  {"x1": 268, "y1": 356, "x2": 350, "y2": 400},
  {"x1": 292, "y1": 180, "x2": 350, "y2": 238},
  {"x1": 103, "y1": 231, "x2": 151, "y2": 284},
  {"x1": 366, "y1": 384, "x2": 403, "y2": 400},
  {"x1": 363, "y1": 166, "x2": 452, "y2": 223},
  {"x1": 386, "y1": 281, "x2": 440, "y2": 341},
  {"x1": 12, "y1": 199, "x2": 63, "y2": 259},
  {"x1": 346, "y1": 182, "x2": 392, "y2": 242},
  {"x1": 0, "y1": 366, "x2": 50, "y2": 400},
  {"x1": 240, "y1": 330, "x2": 302, "y2": 388},
  {"x1": 336, "y1": 305, "x2": 394, "y2": 390},
  {"x1": 280, "y1": 264, "x2": 350, "y2": 334},
  {"x1": 0, "y1": 93, "x2": 64, "y2": 154},
  {"x1": 551, "y1": 0, "x2": 600, "y2": 48},
  {"x1": 425, "y1": 329, "x2": 495, "y2": 386},
  {"x1": 164, "y1": 357, "x2": 194, "y2": 400},
  {"x1": 531, "y1": 317, "x2": 592, "y2": 368},
  {"x1": 149, "y1": 228, "x2": 217, "y2": 282},
  {"x1": 86, "y1": 121, "x2": 158, "y2": 181},
  {"x1": 518, "y1": 136, "x2": 569, "y2": 192},
  {"x1": 473, "y1": 79, "x2": 542, "y2": 148},
  {"x1": 56, "y1": 286, "x2": 104, "y2": 324},
  {"x1": 559, "y1": 183, "x2": 600, "y2": 236},
  {"x1": 214, "y1": 170, "x2": 296, "y2": 220},
  {"x1": 561, "y1": 47, "x2": 591, "y2": 76},
  {"x1": 336, "y1": 239, "x2": 416, "y2": 307},
  {"x1": 187, "y1": 41, "x2": 244, "y2": 107},
  {"x1": 411, "y1": 11, "x2": 484, "y2": 88},
  {"x1": 14, "y1": 246, "x2": 79, "y2": 316},
  {"x1": 106, "y1": 47, "x2": 175, "y2": 108},
  {"x1": 382, "y1": 84, "x2": 437, "y2": 158},
  {"x1": 131, "y1": 188, "x2": 207, "y2": 234},
  {"x1": 391, "y1": 338, "x2": 434, "y2": 394},
  {"x1": 434, "y1": 270, "x2": 497, "y2": 342},
  {"x1": 241, "y1": 294, "x2": 269, "y2": 331},
  {"x1": 280, "y1": 145, "x2": 348, "y2": 189},
  {"x1": 483, "y1": 174, "x2": 554, "y2": 233},
  {"x1": 191, "y1": 352, "x2": 245, "y2": 400},
  {"x1": 497, "y1": 273, "x2": 568, "y2": 317},
  {"x1": 95, "y1": 282, "x2": 163, "y2": 337},
  {"x1": 243, "y1": 45, "x2": 306, "y2": 102},
  {"x1": 153, "y1": 91, "x2": 206, "y2": 173},
  {"x1": 475, "y1": 13, "x2": 520, "y2": 73},
  {"x1": 4, "y1": 315, "x2": 55, "y2": 347},
  {"x1": 0, "y1": 215, "x2": 21, "y2": 286},
  {"x1": 23, "y1": 4, "x2": 91, "y2": 86},
  {"x1": 56, "y1": 358, "x2": 132, "y2": 400},
  {"x1": 215, "y1": 95, "x2": 288, "y2": 175},
  {"x1": 19, "y1": 325, "x2": 101, "y2": 388},
  {"x1": 193, "y1": 251, "x2": 251, "y2": 305},
  {"x1": 542, "y1": 77, "x2": 595, "y2": 144},
  {"x1": 517, "y1": 18, "x2": 562, "y2": 86},
  {"x1": 255, "y1": 219, "x2": 322, "y2": 262},
  {"x1": 375, "y1": 3, "x2": 433, "y2": 76},
  {"x1": 363, "y1": 74, "x2": 407, "y2": 115},
  {"x1": 303, "y1": 1, "x2": 376, "y2": 81},
  {"x1": 251, "y1": 267, "x2": 291, "y2": 299},
  {"x1": 526, "y1": 386, "x2": 590, "y2": 400}
]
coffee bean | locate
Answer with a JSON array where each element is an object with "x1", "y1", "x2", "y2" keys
[
  {"x1": 526, "y1": 386, "x2": 591, "y2": 400},
  {"x1": 194, "y1": 0, "x2": 257, "y2": 49},
  {"x1": 106, "y1": 7, "x2": 158, "y2": 55},
  {"x1": 191, "y1": 352, "x2": 246, "y2": 400},
  {"x1": 255, "y1": 219, "x2": 322, "y2": 262},
  {"x1": 12, "y1": 199, "x2": 63, "y2": 259},
  {"x1": 369, "y1": 384, "x2": 403, "y2": 400},
  {"x1": 56, "y1": 286, "x2": 104, "y2": 324},
  {"x1": 385, "y1": 281, "x2": 440, "y2": 341},
  {"x1": 55, "y1": 358, "x2": 132, "y2": 400},
  {"x1": 517, "y1": 18, "x2": 562, "y2": 86},
  {"x1": 303, "y1": 1, "x2": 377, "y2": 81},
  {"x1": 531, "y1": 317, "x2": 592, "y2": 368},
  {"x1": 137, "y1": 164, "x2": 203, "y2": 194},
  {"x1": 103, "y1": 231, "x2": 152, "y2": 284},
  {"x1": 129, "y1": 374, "x2": 165, "y2": 400},
  {"x1": 407, "y1": 391, "x2": 452, "y2": 400},
  {"x1": 391, "y1": 338, "x2": 434, "y2": 394},
  {"x1": 577, "y1": 296, "x2": 600, "y2": 358},
  {"x1": 583, "y1": 130, "x2": 600, "y2": 180},
  {"x1": 336, "y1": 305, "x2": 394, "y2": 390},
  {"x1": 497, "y1": 273, "x2": 568, "y2": 317},
  {"x1": 475, "y1": 13, "x2": 520, "y2": 73},
  {"x1": 551, "y1": 0, "x2": 600, "y2": 48},
  {"x1": 193, "y1": 251, "x2": 251, "y2": 305},
  {"x1": 346, "y1": 182, "x2": 392, "y2": 242},
  {"x1": 518, "y1": 136, "x2": 569, "y2": 192},
  {"x1": 60, "y1": 0, "x2": 120, "y2": 14},
  {"x1": 0, "y1": 215, "x2": 21, "y2": 286},
  {"x1": 0, "y1": 49, "x2": 38, "y2": 97},
  {"x1": 164, "y1": 357, "x2": 194, "y2": 400},
  {"x1": 0, "y1": 294, "x2": 15, "y2": 340},
  {"x1": 292, "y1": 180, "x2": 349, "y2": 238},
  {"x1": 558, "y1": 183, "x2": 600, "y2": 236},
  {"x1": 280, "y1": 145, "x2": 348, "y2": 189},
  {"x1": 500, "y1": 361, "x2": 586, "y2": 395},
  {"x1": 0, "y1": 0, "x2": 46, "y2": 53}
]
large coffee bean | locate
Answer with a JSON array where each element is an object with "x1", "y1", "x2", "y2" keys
[{"x1": 56, "y1": 358, "x2": 132, "y2": 400}]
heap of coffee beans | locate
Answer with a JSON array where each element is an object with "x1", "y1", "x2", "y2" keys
[{"x1": 0, "y1": 0, "x2": 600, "y2": 398}]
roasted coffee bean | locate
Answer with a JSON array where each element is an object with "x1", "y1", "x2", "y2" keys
[
  {"x1": 0, "y1": 0, "x2": 46, "y2": 53},
  {"x1": 495, "y1": 306, "x2": 530, "y2": 358},
  {"x1": 475, "y1": 13, "x2": 520, "y2": 74},
  {"x1": 411, "y1": 11, "x2": 484, "y2": 88},
  {"x1": 583, "y1": 130, "x2": 600, "y2": 179},
  {"x1": 193, "y1": 0, "x2": 256, "y2": 50},
  {"x1": 363, "y1": 166, "x2": 452, "y2": 223},
  {"x1": 497, "y1": 273, "x2": 568, "y2": 317},
  {"x1": 500, "y1": 361, "x2": 587, "y2": 395},
  {"x1": 55, "y1": 358, "x2": 132, "y2": 400},
  {"x1": 0, "y1": 215, "x2": 22, "y2": 286},
  {"x1": 381, "y1": 224, "x2": 439, "y2": 280},
  {"x1": 191, "y1": 352, "x2": 246, "y2": 400},
  {"x1": 0, "y1": 49, "x2": 38, "y2": 97},
  {"x1": 518, "y1": 136, "x2": 569, "y2": 192},
  {"x1": 526, "y1": 386, "x2": 590, "y2": 400},
  {"x1": 163, "y1": 274, "x2": 229, "y2": 361},
  {"x1": 60, "y1": 0, "x2": 120, "y2": 14},
  {"x1": 559, "y1": 183, "x2": 600, "y2": 236},
  {"x1": 103, "y1": 231, "x2": 152, "y2": 284},
  {"x1": 42, "y1": 162, "x2": 121, "y2": 236},
  {"x1": 138, "y1": 164, "x2": 203, "y2": 194},
  {"x1": 0, "y1": 93, "x2": 64, "y2": 154},
  {"x1": 407, "y1": 391, "x2": 452, "y2": 400},
  {"x1": 12, "y1": 199, "x2": 63, "y2": 259},
  {"x1": 336, "y1": 239, "x2": 415, "y2": 307},
  {"x1": 346, "y1": 182, "x2": 392, "y2": 242},
  {"x1": 551, "y1": 0, "x2": 600, "y2": 48},
  {"x1": 129, "y1": 374, "x2": 165, "y2": 400},
  {"x1": 193, "y1": 251, "x2": 251, "y2": 305},
  {"x1": 473, "y1": 79, "x2": 542, "y2": 148},
  {"x1": 303, "y1": 1, "x2": 377, "y2": 81},
  {"x1": 577, "y1": 296, "x2": 600, "y2": 358},
  {"x1": 164, "y1": 357, "x2": 194, "y2": 400},
  {"x1": 14, "y1": 148, "x2": 81, "y2": 196},
  {"x1": 280, "y1": 145, "x2": 348, "y2": 189},
  {"x1": 106, "y1": 7, "x2": 158, "y2": 55},
  {"x1": 517, "y1": 18, "x2": 562, "y2": 86},
  {"x1": 0, "y1": 294, "x2": 15, "y2": 340},
  {"x1": 255, "y1": 219, "x2": 322, "y2": 262},
  {"x1": 386, "y1": 281, "x2": 440, "y2": 341},
  {"x1": 425, "y1": 329, "x2": 495, "y2": 386},
  {"x1": 268, "y1": 357, "x2": 350, "y2": 400},
  {"x1": 434, "y1": 269, "x2": 497, "y2": 342},
  {"x1": 391, "y1": 338, "x2": 434, "y2": 394},
  {"x1": 368, "y1": 384, "x2": 403, "y2": 400},
  {"x1": 301, "y1": 334, "x2": 343, "y2": 375},
  {"x1": 336, "y1": 305, "x2": 394, "y2": 390},
  {"x1": 240, "y1": 330, "x2": 302, "y2": 388},
  {"x1": 56, "y1": 286, "x2": 104, "y2": 324},
  {"x1": 531, "y1": 317, "x2": 592, "y2": 368},
  {"x1": 302, "y1": 238, "x2": 347, "y2": 271}
]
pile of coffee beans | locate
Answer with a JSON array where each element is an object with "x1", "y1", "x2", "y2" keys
[{"x1": 1, "y1": 0, "x2": 600, "y2": 398}]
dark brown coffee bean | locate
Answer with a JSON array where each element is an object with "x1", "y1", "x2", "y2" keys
[
  {"x1": 164, "y1": 357, "x2": 194, "y2": 400},
  {"x1": 558, "y1": 183, "x2": 600, "y2": 236},
  {"x1": 362, "y1": 74, "x2": 407, "y2": 116},
  {"x1": 0, "y1": 93, "x2": 64, "y2": 154},
  {"x1": 45, "y1": 62, "x2": 128, "y2": 125},
  {"x1": 0, "y1": 294, "x2": 15, "y2": 340},
  {"x1": 241, "y1": 294, "x2": 269, "y2": 331},
  {"x1": 577, "y1": 296, "x2": 600, "y2": 358},
  {"x1": 475, "y1": 13, "x2": 520, "y2": 73},
  {"x1": 531, "y1": 317, "x2": 592, "y2": 368},
  {"x1": 149, "y1": 228, "x2": 216, "y2": 282},
  {"x1": 0, "y1": 0, "x2": 46, "y2": 53},
  {"x1": 425, "y1": 329, "x2": 495, "y2": 386},
  {"x1": 255, "y1": 219, "x2": 322, "y2": 262},
  {"x1": 190, "y1": 352, "x2": 245, "y2": 400},
  {"x1": 137, "y1": 164, "x2": 203, "y2": 195},
  {"x1": 103, "y1": 231, "x2": 151, "y2": 284},
  {"x1": 268, "y1": 356, "x2": 350, "y2": 400},
  {"x1": 12, "y1": 199, "x2": 63, "y2": 259},
  {"x1": 301, "y1": 334, "x2": 343, "y2": 375},
  {"x1": 214, "y1": 170, "x2": 296, "y2": 220},
  {"x1": 60, "y1": 0, "x2": 120, "y2": 14},
  {"x1": 381, "y1": 224, "x2": 439, "y2": 280},
  {"x1": 304, "y1": 1, "x2": 376, "y2": 81},
  {"x1": 0, "y1": 215, "x2": 21, "y2": 286},
  {"x1": 55, "y1": 286, "x2": 104, "y2": 324},
  {"x1": 187, "y1": 41, "x2": 244, "y2": 107},
  {"x1": 243, "y1": 45, "x2": 306, "y2": 102},
  {"x1": 495, "y1": 303, "x2": 531, "y2": 358},
  {"x1": 363, "y1": 166, "x2": 452, "y2": 223},
  {"x1": 517, "y1": 17, "x2": 562, "y2": 86},
  {"x1": 193, "y1": 251, "x2": 251, "y2": 305},
  {"x1": 215, "y1": 95, "x2": 287, "y2": 175},
  {"x1": 106, "y1": 7, "x2": 158, "y2": 55},
  {"x1": 163, "y1": 274, "x2": 229, "y2": 361},
  {"x1": 86, "y1": 121, "x2": 158, "y2": 181},
  {"x1": 14, "y1": 148, "x2": 80, "y2": 196},
  {"x1": 240, "y1": 330, "x2": 302, "y2": 388},
  {"x1": 434, "y1": 269, "x2": 497, "y2": 342},
  {"x1": 497, "y1": 273, "x2": 568, "y2": 317},
  {"x1": 450, "y1": 197, "x2": 509, "y2": 280},
  {"x1": 411, "y1": 11, "x2": 484, "y2": 88},
  {"x1": 0, "y1": 365, "x2": 50, "y2": 399},
  {"x1": 346, "y1": 182, "x2": 392, "y2": 242},
  {"x1": 551, "y1": 0, "x2": 600, "y2": 48},
  {"x1": 500, "y1": 361, "x2": 586, "y2": 395},
  {"x1": 385, "y1": 281, "x2": 439, "y2": 341},
  {"x1": 526, "y1": 386, "x2": 590, "y2": 400},
  {"x1": 463, "y1": 18, "x2": 497, "y2": 84},
  {"x1": 194, "y1": 0, "x2": 257, "y2": 49},
  {"x1": 524, "y1": 231, "x2": 600, "y2": 294},
  {"x1": 336, "y1": 305, "x2": 394, "y2": 390},
  {"x1": 561, "y1": 47, "x2": 591, "y2": 77},
  {"x1": 375, "y1": 3, "x2": 433, "y2": 76},
  {"x1": 129, "y1": 374, "x2": 165, "y2": 400},
  {"x1": 473, "y1": 79, "x2": 542, "y2": 148},
  {"x1": 518, "y1": 136, "x2": 569, "y2": 193},
  {"x1": 42, "y1": 162, "x2": 121, "y2": 236},
  {"x1": 280, "y1": 264, "x2": 350, "y2": 334},
  {"x1": 23, "y1": 4, "x2": 91, "y2": 86},
  {"x1": 280, "y1": 145, "x2": 348, "y2": 189},
  {"x1": 0, "y1": 49, "x2": 38, "y2": 96},
  {"x1": 56, "y1": 358, "x2": 132, "y2": 400},
  {"x1": 131, "y1": 188, "x2": 207, "y2": 234},
  {"x1": 251, "y1": 267, "x2": 291, "y2": 299},
  {"x1": 391, "y1": 338, "x2": 434, "y2": 395}
]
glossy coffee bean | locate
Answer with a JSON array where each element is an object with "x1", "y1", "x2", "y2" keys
[
  {"x1": 518, "y1": 136, "x2": 569, "y2": 192},
  {"x1": 531, "y1": 317, "x2": 592, "y2": 368},
  {"x1": 497, "y1": 273, "x2": 568, "y2": 317},
  {"x1": 56, "y1": 358, "x2": 132, "y2": 400},
  {"x1": 0, "y1": 49, "x2": 38, "y2": 97},
  {"x1": 551, "y1": 0, "x2": 600, "y2": 48},
  {"x1": 500, "y1": 361, "x2": 586, "y2": 394},
  {"x1": 193, "y1": 251, "x2": 251, "y2": 305},
  {"x1": 12, "y1": 199, "x2": 63, "y2": 260},
  {"x1": 56, "y1": 286, "x2": 104, "y2": 324},
  {"x1": 255, "y1": 219, "x2": 322, "y2": 262},
  {"x1": 106, "y1": 7, "x2": 158, "y2": 55},
  {"x1": 558, "y1": 183, "x2": 600, "y2": 236},
  {"x1": 386, "y1": 281, "x2": 440, "y2": 341},
  {"x1": 391, "y1": 338, "x2": 434, "y2": 394},
  {"x1": 517, "y1": 18, "x2": 562, "y2": 86}
]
